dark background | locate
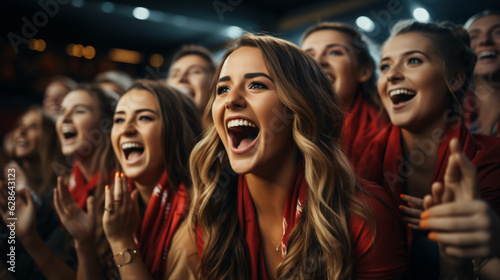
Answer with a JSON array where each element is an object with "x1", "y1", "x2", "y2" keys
[{"x1": 1, "y1": 0, "x2": 499, "y2": 135}]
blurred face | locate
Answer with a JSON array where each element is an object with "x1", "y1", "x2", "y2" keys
[
  {"x1": 111, "y1": 89, "x2": 164, "y2": 185},
  {"x1": 13, "y1": 110, "x2": 42, "y2": 158},
  {"x1": 167, "y1": 54, "x2": 211, "y2": 114},
  {"x1": 378, "y1": 33, "x2": 449, "y2": 132},
  {"x1": 43, "y1": 82, "x2": 70, "y2": 117},
  {"x1": 56, "y1": 90, "x2": 101, "y2": 158},
  {"x1": 212, "y1": 47, "x2": 294, "y2": 175},
  {"x1": 468, "y1": 14, "x2": 500, "y2": 77},
  {"x1": 302, "y1": 29, "x2": 371, "y2": 107}
]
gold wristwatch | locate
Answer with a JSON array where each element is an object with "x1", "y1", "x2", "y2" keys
[{"x1": 114, "y1": 248, "x2": 138, "y2": 269}]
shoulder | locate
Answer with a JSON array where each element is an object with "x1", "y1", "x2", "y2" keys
[{"x1": 164, "y1": 219, "x2": 200, "y2": 280}]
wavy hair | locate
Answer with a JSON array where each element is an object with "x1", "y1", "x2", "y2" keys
[{"x1": 189, "y1": 34, "x2": 373, "y2": 280}]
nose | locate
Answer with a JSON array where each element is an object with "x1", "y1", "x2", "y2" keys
[
  {"x1": 224, "y1": 86, "x2": 246, "y2": 110},
  {"x1": 477, "y1": 31, "x2": 494, "y2": 46},
  {"x1": 385, "y1": 65, "x2": 404, "y2": 83},
  {"x1": 120, "y1": 118, "x2": 137, "y2": 135},
  {"x1": 316, "y1": 53, "x2": 329, "y2": 68}
]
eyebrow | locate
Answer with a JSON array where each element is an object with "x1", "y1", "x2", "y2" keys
[
  {"x1": 61, "y1": 104, "x2": 92, "y2": 112},
  {"x1": 217, "y1": 72, "x2": 273, "y2": 83},
  {"x1": 304, "y1": 43, "x2": 348, "y2": 53},
  {"x1": 114, "y1": 109, "x2": 159, "y2": 115},
  {"x1": 380, "y1": 50, "x2": 430, "y2": 62}
]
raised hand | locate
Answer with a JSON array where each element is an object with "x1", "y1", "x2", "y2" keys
[
  {"x1": 399, "y1": 193, "x2": 424, "y2": 230},
  {"x1": 53, "y1": 176, "x2": 95, "y2": 244},
  {"x1": 102, "y1": 172, "x2": 140, "y2": 252}
]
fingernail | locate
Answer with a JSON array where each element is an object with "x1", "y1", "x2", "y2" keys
[
  {"x1": 428, "y1": 232, "x2": 437, "y2": 241},
  {"x1": 407, "y1": 223, "x2": 412, "y2": 228},
  {"x1": 115, "y1": 171, "x2": 120, "y2": 177},
  {"x1": 420, "y1": 211, "x2": 429, "y2": 219},
  {"x1": 400, "y1": 194, "x2": 405, "y2": 199},
  {"x1": 419, "y1": 220, "x2": 428, "y2": 229},
  {"x1": 105, "y1": 185, "x2": 109, "y2": 190},
  {"x1": 120, "y1": 172, "x2": 124, "y2": 177},
  {"x1": 398, "y1": 205, "x2": 405, "y2": 210},
  {"x1": 408, "y1": 202, "x2": 414, "y2": 207}
]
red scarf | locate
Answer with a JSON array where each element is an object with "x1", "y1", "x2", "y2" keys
[
  {"x1": 358, "y1": 121, "x2": 500, "y2": 215},
  {"x1": 132, "y1": 171, "x2": 189, "y2": 280},
  {"x1": 68, "y1": 163, "x2": 99, "y2": 209},
  {"x1": 343, "y1": 94, "x2": 388, "y2": 166}
]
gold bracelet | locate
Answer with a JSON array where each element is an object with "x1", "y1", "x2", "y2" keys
[{"x1": 114, "y1": 248, "x2": 138, "y2": 269}]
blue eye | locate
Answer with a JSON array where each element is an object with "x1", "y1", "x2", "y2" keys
[
  {"x1": 114, "y1": 118, "x2": 124, "y2": 124},
  {"x1": 408, "y1": 57, "x2": 422, "y2": 64},
  {"x1": 329, "y1": 50, "x2": 343, "y2": 56},
  {"x1": 380, "y1": 64, "x2": 390, "y2": 71},
  {"x1": 139, "y1": 116, "x2": 153, "y2": 121},
  {"x1": 217, "y1": 86, "x2": 230, "y2": 95},
  {"x1": 249, "y1": 82, "x2": 267, "y2": 90}
]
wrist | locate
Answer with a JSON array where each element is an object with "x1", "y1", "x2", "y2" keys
[
  {"x1": 109, "y1": 239, "x2": 137, "y2": 255},
  {"x1": 19, "y1": 231, "x2": 41, "y2": 249}
]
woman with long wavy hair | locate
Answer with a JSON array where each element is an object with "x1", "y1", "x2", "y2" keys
[{"x1": 189, "y1": 34, "x2": 407, "y2": 280}]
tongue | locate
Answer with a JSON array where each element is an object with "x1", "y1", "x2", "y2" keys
[
  {"x1": 238, "y1": 138, "x2": 254, "y2": 150},
  {"x1": 127, "y1": 150, "x2": 143, "y2": 162}
]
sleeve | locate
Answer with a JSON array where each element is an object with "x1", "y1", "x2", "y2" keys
[
  {"x1": 351, "y1": 186, "x2": 408, "y2": 279},
  {"x1": 163, "y1": 220, "x2": 200, "y2": 280}
]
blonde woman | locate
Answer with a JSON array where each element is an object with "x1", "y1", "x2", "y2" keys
[{"x1": 189, "y1": 34, "x2": 407, "y2": 280}]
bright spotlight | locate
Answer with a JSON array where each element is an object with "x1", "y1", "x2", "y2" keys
[
  {"x1": 413, "y1": 8, "x2": 430, "y2": 22},
  {"x1": 133, "y1": 7, "x2": 150, "y2": 20},
  {"x1": 101, "y1": 2, "x2": 115, "y2": 13},
  {"x1": 227, "y1": 26, "x2": 243, "y2": 38},
  {"x1": 356, "y1": 16, "x2": 375, "y2": 32}
]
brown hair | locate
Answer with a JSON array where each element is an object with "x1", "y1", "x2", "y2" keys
[
  {"x1": 302, "y1": 22, "x2": 382, "y2": 108},
  {"x1": 170, "y1": 45, "x2": 215, "y2": 72},
  {"x1": 190, "y1": 34, "x2": 373, "y2": 280}
]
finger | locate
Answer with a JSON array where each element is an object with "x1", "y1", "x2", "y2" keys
[
  {"x1": 422, "y1": 200, "x2": 488, "y2": 218},
  {"x1": 114, "y1": 171, "x2": 122, "y2": 204},
  {"x1": 444, "y1": 139, "x2": 478, "y2": 202},
  {"x1": 399, "y1": 204, "x2": 422, "y2": 218},
  {"x1": 431, "y1": 182, "x2": 444, "y2": 205},
  {"x1": 400, "y1": 194, "x2": 424, "y2": 209},
  {"x1": 57, "y1": 176, "x2": 73, "y2": 206},
  {"x1": 86, "y1": 196, "x2": 95, "y2": 219},
  {"x1": 420, "y1": 214, "x2": 489, "y2": 231},
  {"x1": 423, "y1": 194, "x2": 434, "y2": 210},
  {"x1": 443, "y1": 245, "x2": 490, "y2": 259},
  {"x1": 428, "y1": 231, "x2": 490, "y2": 247},
  {"x1": 403, "y1": 217, "x2": 421, "y2": 226},
  {"x1": 53, "y1": 189, "x2": 64, "y2": 218},
  {"x1": 408, "y1": 223, "x2": 422, "y2": 230},
  {"x1": 104, "y1": 184, "x2": 113, "y2": 214}
]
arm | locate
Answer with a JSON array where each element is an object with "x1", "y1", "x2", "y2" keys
[
  {"x1": 103, "y1": 173, "x2": 152, "y2": 280},
  {"x1": 53, "y1": 177, "x2": 106, "y2": 280}
]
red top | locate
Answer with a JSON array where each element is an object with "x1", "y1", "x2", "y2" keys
[
  {"x1": 131, "y1": 171, "x2": 189, "y2": 280},
  {"x1": 343, "y1": 94, "x2": 388, "y2": 166},
  {"x1": 68, "y1": 163, "x2": 100, "y2": 209},
  {"x1": 358, "y1": 122, "x2": 500, "y2": 215},
  {"x1": 197, "y1": 163, "x2": 407, "y2": 279}
]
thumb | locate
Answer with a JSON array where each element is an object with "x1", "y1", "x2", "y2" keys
[{"x1": 86, "y1": 196, "x2": 95, "y2": 218}]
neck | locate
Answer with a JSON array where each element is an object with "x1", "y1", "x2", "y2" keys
[
  {"x1": 245, "y1": 149, "x2": 298, "y2": 222},
  {"x1": 20, "y1": 159, "x2": 41, "y2": 186},
  {"x1": 474, "y1": 77, "x2": 500, "y2": 133},
  {"x1": 75, "y1": 156, "x2": 97, "y2": 182},
  {"x1": 133, "y1": 169, "x2": 164, "y2": 205},
  {"x1": 341, "y1": 90, "x2": 359, "y2": 113},
  {"x1": 400, "y1": 116, "x2": 447, "y2": 178}
]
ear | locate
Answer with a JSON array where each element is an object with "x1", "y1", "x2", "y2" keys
[
  {"x1": 449, "y1": 71, "x2": 466, "y2": 93},
  {"x1": 357, "y1": 63, "x2": 373, "y2": 83}
]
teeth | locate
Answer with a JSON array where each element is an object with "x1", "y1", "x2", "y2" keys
[
  {"x1": 478, "y1": 51, "x2": 497, "y2": 59},
  {"x1": 389, "y1": 89, "x2": 416, "y2": 98},
  {"x1": 227, "y1": 119, "x2": 256, "y2": 129},
  {"x1": 62, "y1": 126, "x2": 76, "y2": 134},
  {"x1": 121, "y1": 142, "x2": 144, "y2": 150}
]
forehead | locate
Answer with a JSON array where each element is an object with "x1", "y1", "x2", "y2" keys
[
  {"x1": 220, "y1": 47, "x2": 268, "y2": 77},
  {"x1": 21, "y1": 110, "x2": 41, "y2": 123},
  {"x1": 116, "y1": 89, "x2": 159, "y2": 111},
  {"x1": 382, "y1": 32, "x2": 435, "y2": 56},
  {"x1": 468, "y1": 14, "x2": 500, "y2": 31},
  {"x1": 62, "y1": 90, "x2": 96, "y2": 107},
  {"x1": 171, "y1": 54, "x2": 211, "y2": 70},
  {"x1": 302, "y1": 29, "x2": 353, "y2": 49}
]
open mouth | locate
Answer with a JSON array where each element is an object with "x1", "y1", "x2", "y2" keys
[
  {"x1": 478, "y1": 51, "x2": 498, "y2": 60},
  {"x1": 17, "y1": 138, "x2": 29, "y2": 147},
  {"x1": 62, "y1": 126, "x2": 77, "y2": 140},
  {"x1": 227, "y1": 119, "x2": 259, "y2": 150},
  {"x1": 389, "y1": 89, "x2": 416, "y2": 105},
  {"x1": 122, "y1": 142, "x2": 144, "y2": 162}
]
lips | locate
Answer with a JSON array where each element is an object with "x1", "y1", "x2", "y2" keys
[
  {"x1": 389, "y1": 88, "x2": 416, "y2": 107},
  {"x1": 61, "y1": 126, "x2": 77, "y2": 140},
  {"x1": 16, "y1": 138, "x2": 29, "y2": 147},
  {"x1": 226, "y1": 117, "x2": 260, "y2": 153},
  {"x1": 477, "y1": 50, "x2": 498, "y2": 60},
  {"x1": 121, "y1": 142, "x2": 144, "y2": 164}
]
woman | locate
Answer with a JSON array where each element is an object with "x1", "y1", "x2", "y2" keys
[
  {"x1": 0, "y1": 106, "x2": 69, "y2": 279},
  {"x1": 358, "y1": 20, "x2": 500, "y2": 279},
  {"x1": 52, "y1": 84, "x2": 118, "y2": 279},
  {"x1": 101, "y1": 80, "x2": 201, "y2": 279},
  {"x1": 190, "y1": 34, "x2": 407, "y2": 280},
  {"x1": 464, "y1": 10, "x2": 500, "y2": 137},
  {"x1": 301, "y1": 22, "x2": 388, "y2": 165}
]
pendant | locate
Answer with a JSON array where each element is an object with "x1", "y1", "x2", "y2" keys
[{"x1": 276, "y1": 247, "x2": 279, "y2": 252}]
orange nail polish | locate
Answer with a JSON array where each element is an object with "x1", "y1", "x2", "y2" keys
[
  {"x1": 105, "y1": 185, "x2": 109, "y2": 190},
  {"x1": 398, "y1": 205, "x2": 405, "y2": 210},
  {"x1": 407, "y1": 223, "x2": 412, "y2": 228},
  {"x1": 428, "y1": 232, "x2": 437, "y2": 241},
  {"x1": 400, "y1": 194, "x2": 405, "y2": 199},
  {"x1": 420, "y1": 211, "x2": 429, "y2": 219},
  {"x1": 115, "y1": 171, "x2": 120, "y2": 177},
  {"x1": 419, "y1": 220, "x2": 428, "y2": 229},
  {"x1": 120, "y1": 172, "x2": 124, "y2": 177}
]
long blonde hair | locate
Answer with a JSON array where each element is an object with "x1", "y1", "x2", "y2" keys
[{"x1": 189, "y1": 34, "x2": 372, "y2": 280}]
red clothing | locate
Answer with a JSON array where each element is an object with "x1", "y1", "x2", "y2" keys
[
  {"x1": 197, "y1": 164, "x2": 407, "y2": 279},
  {"x1": 358, "y1": 122, "x2": 500, "y2": 215},
  {"x1": 131, "y1": 171, "x2": 189, "y2": 280},
  {"x1": 343, "y1": 94, "x2": 388, "y2": 166},
  {"x1": 67, "y1": 163, "x2": 99, "y2": 209}
]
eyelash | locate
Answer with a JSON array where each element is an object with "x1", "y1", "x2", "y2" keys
[
  {"x1": 408, "y1": 57, "x2": 422, "y2": 64},
  {"x1": 216, "y1": 81, "x2": 269, "y2": 95},
  {"x1": 249, "y1": 81, "x2": 268, "y2": 90}
]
